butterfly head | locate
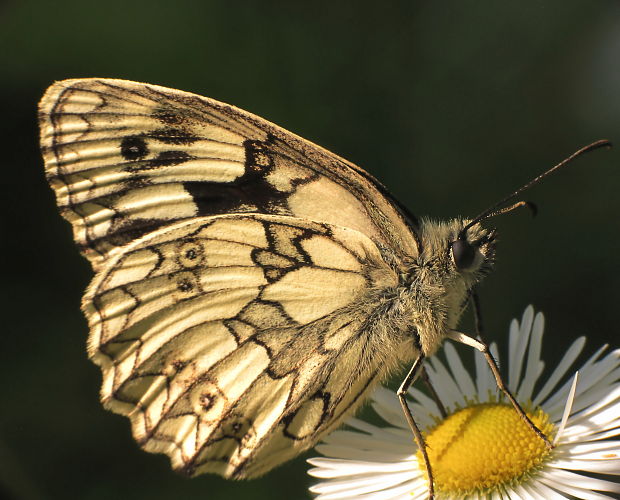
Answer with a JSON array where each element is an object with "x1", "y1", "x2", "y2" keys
[
  {"x1": 450, "y1": 221, "x2": 497, "y2": 277},
  {"x1": 417, "y1": 218, "x2": 496, "y2": 283}
]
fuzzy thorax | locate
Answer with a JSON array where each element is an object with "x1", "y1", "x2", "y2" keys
[{"x1": 400, "y1": 218, "x2": 496, "y2": 357}]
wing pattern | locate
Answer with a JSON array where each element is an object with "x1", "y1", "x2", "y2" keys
[
  {"x1": 39, "y1": 79, "x2": 418, "y2": 479},
  {"x1": 84, "y1": 214, "x2": 400, "y2": 478},
  {"x1": 39, "y1": 78, "x2": 418, "y2": 270}
]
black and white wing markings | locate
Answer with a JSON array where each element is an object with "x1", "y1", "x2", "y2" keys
[
  {"x1": 39, "y1": 78, "x2": 419, "y2": 269},
  {"x1": 83, "y1": 214, "x2": 400, "y2": 478}
]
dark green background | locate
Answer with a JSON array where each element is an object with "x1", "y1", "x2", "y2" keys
[{"x1": 1, "y1": 1, "x2": 619, "y2": 499}]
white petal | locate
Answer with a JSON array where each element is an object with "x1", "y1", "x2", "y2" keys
[
  {"x1": 578, "y1": 350, "x2": 620, "y2": 389},
  {"x1": 544, "y1": 375, "x2": 613, "y2": 421},
  {"x1": 344, "y1": 417, "x2": 399, "y2": 437},
  {"x1": 320, "y1": 430, "x2": 403, "y2": 450},
  {"x1": 533, "y1": 336, "x2": 586, "y2": 406},
  {"x1": 517, "y1": 312, "x2": 545, "y2": 401},
  {"x1": 309, "y1": 470, "x2": 415, "y2": 496},
  {"x1": 507, "y1": 483, "x2": 539, "y2": 500},
  {"x1": 564, "y1": 355, "x2": 620, "y2": 413},
  {"x1": 565, "y1": 385, "x2": 620, "y2": 427},
  {"x1": 407, "y1": 386, "x2": 442, "y2": 419},
  {"x1": 509, "y1": 305, "x2": 534, "y2": 391},
  {"x1": 307, "y1": 458, "x2": 415, "y2": 477},
  {"x1": 508, "y1": 317, "x2": 520, "y2": 385},
  {"x1": 475, "y1": 342, "x2": 494, "y2": 400},
  {"x1": 556, "y1": 347, "x2": 617, "y2": 410},
  {"x1": 313, "y1": 444, "x2": 413, "y2": 462},
  {"x1": 573, "y1": 427, "x2": 620, "y2": 441},
  {"x1": 319, "y1": 429, "x2": 412, "y2": 454},
  {"x1": 358, "y1": 479, "x2": 426, "y2": 500},
  {"x1": 519, "y1": 477, "x2": 567, "y2": 499},
  {"x1": 444, "y1": 341, "x2": 477, "y2": 398},
  {"x1": 570, "y1": 365, "x2": 620, "y2": 414},
  {"x1": 549, "y1": 458, "x2": 620, "y2": 474},
  {"x1": 554, "y1": 372, "x2": 578, "y2": 445},
  {"x1": 372, "y1": 386, "x2": 437, "y2": 430},
  {"x1": 408, "y1": 480, "x2": 431, "y2": 500},
  {"x1": 581, "y1": 345, "x2": 613, "y2": 371},
  {"x1": 538, "y1": 468, "x2": 620, "y2": 498},
  {"x1": 427, "y1": 355, "x2": 463, "y2": 408},
  {"x1": 538, "y1": 477, "x2": 616, "y2": 499},
  {"x1": 563, "y1": 440, "x2": 620, "y2": 456},
  {"x1": 371, "y1": 390, "x2": 411, "y2": 429},
  {"x1": 371, "y1": 402, "x2": 434, "y2": 433}
]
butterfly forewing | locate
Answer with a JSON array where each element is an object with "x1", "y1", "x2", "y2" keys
[
  {"x1": 83, "y1": 213, "x2": 398, "y2": 477},
  {"x1": 39, "y1": 78, "x2": 418, "y2": 270}
]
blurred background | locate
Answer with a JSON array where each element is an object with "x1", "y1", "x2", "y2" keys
[{"x1": 1, "y1": 1, "x2": 619, "y2": 498}]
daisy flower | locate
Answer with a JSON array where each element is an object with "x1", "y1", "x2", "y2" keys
[{"x1": 308, "y1": 306, "x2": 620, "y2": 499}]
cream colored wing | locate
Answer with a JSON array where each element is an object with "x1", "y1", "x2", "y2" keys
[
  {"x1": 39, "y1": 78, "x2": 418, "y2": 271},
  {"x1": 84, "y1": 213, "x2": 399, "y2": 478}
]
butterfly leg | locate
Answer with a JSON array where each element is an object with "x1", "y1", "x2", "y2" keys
[
  {"x1": 397, "y1": 355, "x2": 435, "y2": 499},
  {"x1": 471, "y1": 291, "x2": 486, "y2": 342},
  {"x1": 447, "y1": 330, "x2": 554, "y2": 450}
]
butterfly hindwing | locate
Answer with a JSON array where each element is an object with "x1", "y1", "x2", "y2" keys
[
  {"x1": 83, "y1": 213, "x2": 399, "y2": 477},
  {"x1": 39, "y1": 78, "x2": 418, "y2": 270}
]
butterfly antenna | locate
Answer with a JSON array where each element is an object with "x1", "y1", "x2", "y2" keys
[{"x1": 459, "y1": 139, "x2": 611, "y2": 238}]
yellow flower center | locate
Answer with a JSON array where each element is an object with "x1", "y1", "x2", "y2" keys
[{"x1": 416, "y1": 403, "x2": 555, "y2": 496}]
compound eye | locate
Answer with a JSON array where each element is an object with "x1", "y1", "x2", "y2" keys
[{"x1": 451, "y1": 239, "x2": 476, "y2": 270}]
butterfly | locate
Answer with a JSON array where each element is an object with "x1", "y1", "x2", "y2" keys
[{"x1": 38, "y1": 79, "x2": 606, "y2": 489}]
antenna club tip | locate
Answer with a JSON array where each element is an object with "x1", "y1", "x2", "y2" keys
[
  {"x1": 526, "y1": 201, "x2": 538, "y2": 217},
  {"x1": 588, "y1": 139, "x2": 612, "y2": 151}
]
